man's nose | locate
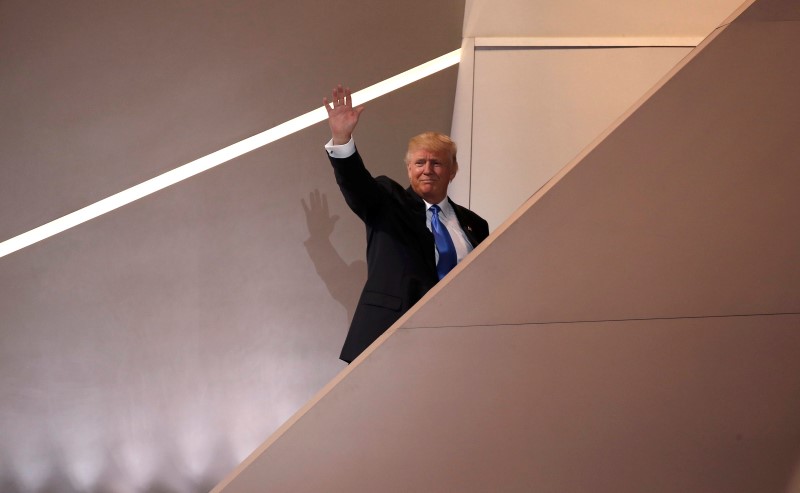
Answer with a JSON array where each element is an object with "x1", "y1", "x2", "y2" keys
[{"x1": 422, "y1": 161, "x2": 434, "y2": 173}]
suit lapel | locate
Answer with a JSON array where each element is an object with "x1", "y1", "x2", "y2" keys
[{"x1": 448, "y1": 197, "x2": 479, "y2": 247}]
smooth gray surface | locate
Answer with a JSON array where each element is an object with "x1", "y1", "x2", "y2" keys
[
  {"x1": 0, "y1": 1, "x2": 463, "y2": 491},
  {"x1": 0, "y1": 0, "x2": 463, "y2": 240}
]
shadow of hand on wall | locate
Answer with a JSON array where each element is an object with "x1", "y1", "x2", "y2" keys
[{"x1": 301, "y1": 190, "x2": 366, "y2": 323}]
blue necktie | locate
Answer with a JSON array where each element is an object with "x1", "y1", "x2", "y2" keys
[{"x1": 430, "y1": 204, "x2": 457, "y2": 279}]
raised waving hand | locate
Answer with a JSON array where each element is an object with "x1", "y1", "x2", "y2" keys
[{"x1": 323, "y1": 84, "x2": 365, "y2": 145}]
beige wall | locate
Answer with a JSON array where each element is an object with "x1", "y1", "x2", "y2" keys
[{"x1": 0, "y1": 1, "x2": 464, "y2": 491}]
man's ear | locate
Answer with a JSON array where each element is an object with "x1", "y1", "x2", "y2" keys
[{"x1": 450, "y1": 161, "x2": 459, "y2": 181}]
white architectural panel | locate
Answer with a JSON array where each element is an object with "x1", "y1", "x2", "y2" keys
[
  {"x1": 463, "y1": 0, "x2": 747, "y2": 38},
  {"x1": 469, "y1": 46, "x2": 691, "y2": 229}
]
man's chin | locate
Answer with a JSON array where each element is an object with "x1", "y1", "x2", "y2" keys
[{"x1": 414, "y1": 187, "x2": 446, "y2": 203}]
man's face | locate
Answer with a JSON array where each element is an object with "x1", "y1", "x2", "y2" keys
[{"x1": 406, "y1": 148, "x2": 458, "y2": 204}]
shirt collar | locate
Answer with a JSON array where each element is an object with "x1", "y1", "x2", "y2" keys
[{"x1": 424, "y1": 198, "x2": 454, "y2": 217}]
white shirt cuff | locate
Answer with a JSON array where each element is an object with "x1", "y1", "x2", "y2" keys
[{"x1": 325, "y1": 137, "x2": 356, "y2": 158}]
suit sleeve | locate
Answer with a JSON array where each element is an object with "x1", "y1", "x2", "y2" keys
[{"x1": 328, "y1": 149, "x2": 388, "y2": 223}]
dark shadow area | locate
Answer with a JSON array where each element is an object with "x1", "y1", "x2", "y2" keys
[{"x1": 301, "y1": 190, "x2": 366, "y2": 323}]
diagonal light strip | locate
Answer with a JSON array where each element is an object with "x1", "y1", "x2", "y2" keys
[{"x1": 0, "y1": 49, "x2": 462, "y2": 259}]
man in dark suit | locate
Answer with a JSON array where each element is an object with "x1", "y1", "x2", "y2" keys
[{"x1": 323, "y1": 84, "x2": 489, "y2": 363}]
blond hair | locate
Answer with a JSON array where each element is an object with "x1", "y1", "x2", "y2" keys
[{"x1": 405, "y1": 132, "x2": 457, "y2": 166}]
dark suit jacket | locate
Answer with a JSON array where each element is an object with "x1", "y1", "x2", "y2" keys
[{"x1": 330, "y1": 148, "x2": 489, "y2": 363}]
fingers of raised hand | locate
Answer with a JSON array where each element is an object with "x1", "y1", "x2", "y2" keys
[
  {"x1": 335, "y1": 84, "x2": 350, "y2": 106},
  {"x1": 343, "y1": 87, "x2": 353, "y2": 108},
  {"x1": 324, "y1": 84, "x2": 359, "y2": 112},
  {"x1": 332, "y1": 85, "x2": 341, "y2": 106}
]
